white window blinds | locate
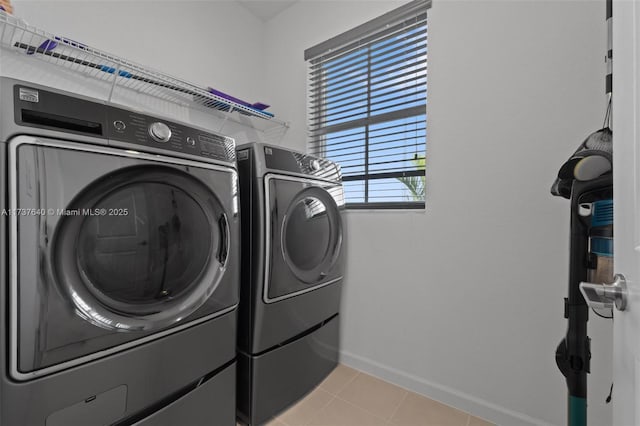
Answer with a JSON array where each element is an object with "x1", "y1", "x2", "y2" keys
[{"x1": 305, "y1": 0, "x2": 429, "y2": 209}]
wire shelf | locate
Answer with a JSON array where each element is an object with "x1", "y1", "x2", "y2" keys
[{"x1": 0, "y1": 10, "x2": 288, "y2": 128}]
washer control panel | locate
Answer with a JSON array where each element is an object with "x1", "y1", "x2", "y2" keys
[
  {"x1": 12, "y1": 84, "x2": 236, "y2": 164},
  {"x1": 107, "y1": 107, "x2": 235, "y2": 163}
]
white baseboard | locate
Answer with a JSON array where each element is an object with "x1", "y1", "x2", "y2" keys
[{"x1": 339, "y1": 350, "x2": 556, "y2": 426}]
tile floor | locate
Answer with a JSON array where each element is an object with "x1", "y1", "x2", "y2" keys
[{"x1": 262, "y1": 364, "x2": 494, "y2": 426}]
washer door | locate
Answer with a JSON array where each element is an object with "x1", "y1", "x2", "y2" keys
[
  {"x1": 10, "y1": 137, "x2": 239, "y2": 379},
  {"x1": 265, "y1": 175, "x2": 344, "y2": 302},
  {"x1": 54, "y1": 166, "x2": 230, "y2": 331}
]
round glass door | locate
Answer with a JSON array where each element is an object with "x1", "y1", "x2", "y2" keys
[
  {"x1": 53, "y1": 166, "x2": 229, "y2": 331},
  {"x1": 281, "y1": 186, "x2": 342, "y2": 284}
]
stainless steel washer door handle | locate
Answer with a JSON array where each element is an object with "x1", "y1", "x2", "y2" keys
[{"x1": 580, "y1": 273, "x2": 628, "y2": 311}]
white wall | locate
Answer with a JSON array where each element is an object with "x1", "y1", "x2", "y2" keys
[
  {"x1": 12, "y1": 0, "x2": 266, "y2": 103},
  {"x1": 264, "y1": 1, "x2": 613, "y2": 425}
]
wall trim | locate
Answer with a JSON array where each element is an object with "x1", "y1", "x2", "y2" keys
[{"x1": 339, "y1": 350, "x2": 556, "y2": 426}]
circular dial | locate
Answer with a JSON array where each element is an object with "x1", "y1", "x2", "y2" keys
[
  {"x1": 310, "y1": 159, "x2": 321, "y2": 171},
  {"x1": 148, "y1": 122, "x2": 172, "y2": 143}
]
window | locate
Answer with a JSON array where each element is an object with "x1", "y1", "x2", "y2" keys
[{"x1": 305, "y1": 0, "x2": 430, "y2": 209}]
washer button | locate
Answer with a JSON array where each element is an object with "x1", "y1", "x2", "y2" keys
[
  {"x1": 186, "y1": 137, "x2": 196, "y2": 147},
  {"x1": 113, "y1": 120, "x2": 126, "y2": 131}
]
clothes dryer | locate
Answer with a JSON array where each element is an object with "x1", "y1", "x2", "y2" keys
[{"x1": 236, "y1": 143, "x2": 345, "y2": 425}]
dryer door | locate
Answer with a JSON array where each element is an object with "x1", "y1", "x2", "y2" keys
[{"x1": 264, "y1": 174, "x2": 345, "y2": 303}]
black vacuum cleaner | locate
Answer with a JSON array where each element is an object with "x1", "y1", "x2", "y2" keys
[{"x1": 551, "y1": 124, "x2": 613, "y2": 426}]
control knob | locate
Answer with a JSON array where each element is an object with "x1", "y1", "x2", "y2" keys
[
  {"x1": 148, "y1": 122, "x2": 172, "y2": 143},
  {"x1": 310, "y1": 159, "x2": 321, "y2": 171}
]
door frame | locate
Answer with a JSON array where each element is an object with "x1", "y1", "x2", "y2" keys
[{"x1": 611, "y1": 0, "x2": 640, "y2": 423}]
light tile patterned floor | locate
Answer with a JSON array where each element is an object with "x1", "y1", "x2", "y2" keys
[{"x1": 263, "y1": 364, "x2": 494, "y2": 426}]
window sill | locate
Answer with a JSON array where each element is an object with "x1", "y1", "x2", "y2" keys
[
  {"x1": 343, "y1": 208, "x2": 426, "y2": 214},
  {"x1": 344, "y1": 202, "x2": 425, "y2": 211}
]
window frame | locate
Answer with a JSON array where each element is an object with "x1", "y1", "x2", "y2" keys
[{"x1": 305, "y1": 0, "x2": 431, "y2": 210}]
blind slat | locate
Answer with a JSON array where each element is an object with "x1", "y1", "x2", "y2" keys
[
  {"x1": 309, "y1": 56, "x2": 426, "y2": 99},
  {"x1": 309, "y1": 67, "x2": 369, "y2": 91},
  {"x1": 371, "y1": 52, "x2": 427, "y2": 76},
  {"x1": 309, "y1": 37, "x2": 426, "y2": 84},
  {"x1": 370, "y1": 79, "x2": 427, "y2": 100},
  {"x1": 342, "y1": 169, "x2": 425, "y2": 181},
  {"x1": 309, "y1": 105, "x2": 426, "y2": 137},
  {"x1": 310, "y1": 38, "x2": 426, "y2": 81},
  {"x1": 310, "y1": 85, "x2": 427, "y2": 126},
  {"x1": 309, "y1": 86, "x2": 368, "y2": 109},
  {"x1": 309, "y1": 67, "x2": 427, "y2": 101},
  {"x1": 331, "y1": 142, "x2": 425, "y2": 160},
  {"x1": 310, "y1": 54, "x2": 368, "y2": 80},
  {"x1": 310, "y1": 98, "x2": 425, "y2": 129},
  {"x1": 308, "y1": 42, "x2": 426, "y2": 89},
  {"x1": 323, "y1": 130, "x2": 425, "y2": 154},
  {"x1": 313, "y1": 124, "x2": 425, "y2": 149}
]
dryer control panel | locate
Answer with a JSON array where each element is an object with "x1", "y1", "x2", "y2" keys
[{"x1": 262, "y1": 145, "x2": 341, "y2": 181}]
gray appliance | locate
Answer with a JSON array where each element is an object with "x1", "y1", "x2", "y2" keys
[
  {"x1": 0, "y1": 77, "x2": 239, "y2": 425},
  {"x1": 236, "y1": 143, "x2": 345, "y2": 425}
]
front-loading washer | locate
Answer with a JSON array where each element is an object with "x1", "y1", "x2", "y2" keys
[
  {"x1": 236, "y1": 143, "x2": 345, "y2": 425},
  {"x1": 0, "y1": 77, "x2": 240, "y2": 425}
]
